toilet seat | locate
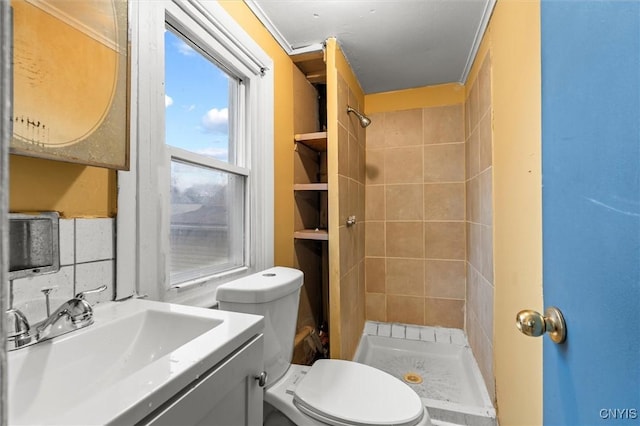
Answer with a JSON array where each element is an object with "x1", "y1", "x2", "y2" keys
[{"x1": 293, "y1": 359, "x2": 425, "y2": 426}]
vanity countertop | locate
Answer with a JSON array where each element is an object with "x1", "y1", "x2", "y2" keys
[{"x1": 8, "y1": 298, "x2": 263, "y2": 425}]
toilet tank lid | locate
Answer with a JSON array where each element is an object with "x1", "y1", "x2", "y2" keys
[{"x1": 216, "y1": 267, "x2": 303, "y2": 304}]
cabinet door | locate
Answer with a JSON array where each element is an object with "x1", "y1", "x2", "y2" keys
[{"x1": 143, "y1": 335, "x2": 264, "y2": 426}]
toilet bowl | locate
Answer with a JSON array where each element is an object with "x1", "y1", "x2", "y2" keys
[{"x1": 217, "y1": 267, "x2": 432, "y2": 426}]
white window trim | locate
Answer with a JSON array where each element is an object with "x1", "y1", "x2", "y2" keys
[{"x1": 117, "y1": 0, "x2": 274, "y2": 307}]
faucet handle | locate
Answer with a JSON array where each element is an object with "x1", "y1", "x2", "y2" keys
[
  {"x1": 75, "y1": 285, "x2": 107, "y2": 300},
  {"x1": 6, "y1": 308, "x2": 32, "y2": 348}
]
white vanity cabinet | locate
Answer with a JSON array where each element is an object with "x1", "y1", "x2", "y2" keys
[{"x1": 141, "y1": 334, "x2": 264, "y2": 426}]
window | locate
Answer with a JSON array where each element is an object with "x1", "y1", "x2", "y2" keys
[
  {"x1": 165, "y1": 27, "x2": 246, "y2": 284},
  {"x1": 118, "y1": 1, "x2": 274, "y2": 307}
]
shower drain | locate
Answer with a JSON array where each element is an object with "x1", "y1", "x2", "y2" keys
[{"x1": 402, "y1": 372, "x2": 423, "y2": 385}]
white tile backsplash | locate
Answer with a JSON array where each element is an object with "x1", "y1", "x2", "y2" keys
[
  {"x1": 75, "y1": 218, "x2": 114, "y2": 263},
  {"x1": 10, "y1": 218, "x2": 115, "y2": 324},
  {"x1": 12, "y1": 266, "x2": 75, "y2": 323},
  {"x1": 58, "y1": 218, "x2": 75, "y2": 266},
  {"x1": 76, "y1": 260, "x2": 114, "y2": 304}
]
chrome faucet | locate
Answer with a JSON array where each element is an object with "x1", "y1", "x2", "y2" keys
[{"x1": 6, "y1": 285, "x2": 107, "y2": 350}]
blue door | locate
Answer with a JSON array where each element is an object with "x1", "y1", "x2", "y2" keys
[{"x1": 541, "y1": 1, "x2": 640, "y2": 424}]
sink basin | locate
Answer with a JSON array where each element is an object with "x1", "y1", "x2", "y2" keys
[{"x1": 8, "y1": 298, "x2": 263, "y2": 425}]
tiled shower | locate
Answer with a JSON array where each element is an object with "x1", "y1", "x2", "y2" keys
[
  {"x1": 364, "y1": 51, "x2": 495, "y2": 400},
  {"x1": 364, "y1": 104, "x2": 467, "y2": 328}
]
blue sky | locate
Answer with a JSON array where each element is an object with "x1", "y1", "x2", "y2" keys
[{"x1": 164, "y1": 29, "x2": 231, "y2": 162}]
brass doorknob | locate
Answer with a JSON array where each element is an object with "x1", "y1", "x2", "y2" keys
[{"x1": 516, "y1": 307, "x2": 566, "y2": 344}]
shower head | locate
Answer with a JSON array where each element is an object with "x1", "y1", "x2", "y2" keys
[{"x1": 347, "y1": 106, "x2": 372, "y2": 128}]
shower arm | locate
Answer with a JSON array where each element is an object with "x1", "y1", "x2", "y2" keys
[{"x1": 346, "y1": 106, "x2": 372, "y2": 128}]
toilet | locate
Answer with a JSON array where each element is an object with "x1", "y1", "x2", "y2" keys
[{"x1": 216, "y1": 267, "x2": 432, "y2": 426}]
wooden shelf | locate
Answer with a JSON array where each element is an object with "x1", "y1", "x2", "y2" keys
[
  {"x1": 295, "y1": 132, "x2": 327, "y2": 151},
  {"x1": 294, "y1": 183, "x2": 328, "y2": 191},
  {"x1": 291, "y1": 50, "x2": 326, "y2": 84},
  {"x1": 294, "y1": 229, "x2": 328, "y2": 241}
]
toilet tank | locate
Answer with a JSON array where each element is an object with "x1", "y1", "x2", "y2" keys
[{"x1": 217, "y1": 267, "x2": 303, "y2": 387}]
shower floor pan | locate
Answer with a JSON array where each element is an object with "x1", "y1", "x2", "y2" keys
[{"x1": 353, "y1": 322, "x2": 496, "y2": 426}]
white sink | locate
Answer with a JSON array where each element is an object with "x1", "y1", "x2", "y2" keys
[{"x1": 8, "y1": 298, "x2": 263, "y2": 425}]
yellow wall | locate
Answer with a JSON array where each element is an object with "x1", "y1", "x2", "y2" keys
[
  {"x1": 480, "y1": 1, "x2": 543, "y2": 424},
  {"x1": 10, "y1": 156, "x2": 116, "y2": 217},
  {"x1": 365, "y1": 83, "x2": 464, "y2": 114},
  {"x1": 218, "y1": 1, "x2": 295, "y2": 267}
]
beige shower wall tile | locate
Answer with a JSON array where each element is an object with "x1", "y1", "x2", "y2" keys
[
  {"x1": 467, "y1": 222, "x2": 482, "y2": 271},
  {"x1": 338, "y1": 124, "x2": 349, "y2": 177},
  {"x1": 467, "y1": 265, "x2": 494, "y2": 343},
  {"x1": 425, "y1": 222, "x2": 465, "y2": 260},
  {"x1": 365, "y1": 257, "x2": 385, "y2": 293},
  {"x1": 480, "y1": 225, "x2": 494, "y2": 283},
  {"x1": 479, "y1": 169, "x2": 493, "y2": 227},
  {"x1": 358, "y1": 140, "x2": 366, "y2": 184},
  {"x1": 478, "y1": 53, "x2": 492, "y2": 119},
  {"x1": 423, "y1": 104, "x2": 464, "y2": 144},
  {"x1": 357, "y1": 183, "x2": 366, "y2": 225},
  {"x1": 366, "y1": 114, "x2": 385, "y2": 149},
  {"x1": 466, "y1": 177, "x2": 480, "y2": 224},
  {"x1": 340, "y1": 268, "x2": 360, "y2": 359},
  {"x1": 349, "y1": 179, "x2": 360, "y2": 224},
  {"x1": 387, "y1": 295, "x2": 424, "y2": 325},
  {"x1": 384, "y1": 109, "x2": 423, "y2": 147},
  {"x1": 424, "y1": 143, "x2": 465, "y2": 183},
  {"x1": 365, "y1": 149, "x2": 385, "y2": 185},
  {"x1": 349, "y1": 132, "x2": 360, "y2": 180},
  {"x1": 359, "y1": 260, "x2": 366, "y2": 297},
  {"x1": 365, "y1": 221, "x2": 385, "y2": 257},
  {"x1": 468, "y1": 80, "x2": 480, "y2": 133},
  {"x1": 479, "y1": 114, "x2": 493, "y2": 172},
  {"x1": 340, "y1": 226, "x2": 357, "y2": 274},
  {"x1": 366, "y1": 185, "x2": 385, "y2": 221},
  {"x1": 386, "y1": 222, "x2": 424, "y2": 258},
  {"x1": 339, "y1": 175, "x2": 349, "y2": 226},
  {"x1": 424, "y1": 183, "x2": 465, "y2": 221},
  {"x1": 386, "y1": 184, "x2": 423, "y2": 221},
  {"x1": 366, "y1": 292, "x2": 386, "y2": 322},
  {"x1": 425, "y1": 298, "x2": 464, "y2": 328},
  {"x1": 466, "y1": 307, "x2": 495, "y2": 400},
  {"x1": 464, "y1": 93, "x2": 471, "y2": 138},
  {"x1": 466, "y1": 128, "x2": 480, "y2": 180},
  {"x1": 356, "y1": 221, "x2": 365, "y2": 263},
  {"x1": 337, "y1": 74, "x2": 349, "y2": 127},
  {"x1": 386, "y1": 258, "x2": 424, "y2": 297},
  {"x1": 386, "y1": 146, "x2": 423, "y2": 184},
  {"x1": 425, "y1": 260, "x2": 466, "y2": 299}
]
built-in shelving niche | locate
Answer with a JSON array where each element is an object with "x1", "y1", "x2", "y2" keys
[{"x1": 291, "y1": 52, "x2": 329, "y2": 364}]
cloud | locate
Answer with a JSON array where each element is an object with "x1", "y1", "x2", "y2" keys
[
  {"x1": 165, "y1": 95, "x2": 173, "y2": 107},
  {"x1": 201, "y1": 108, "x2": 228, "y2": 133},
  {"x1": 185, "y1": 104, "x2": 196, "y2": 112},
  {"x1": 176, "y1": 40, "x2": 196, "y2": 56},
  {"x1": 197, "y1": 147, "x2": 229, "y2": 162}
]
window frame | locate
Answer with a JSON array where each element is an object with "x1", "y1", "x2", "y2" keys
[{"x1": 117, "y1": 0, "x2": 274, "y2": 307}]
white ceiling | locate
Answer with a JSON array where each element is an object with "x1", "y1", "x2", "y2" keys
[{"x1": 246, "y1": 0, "x2": 495, "y2": 94}]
